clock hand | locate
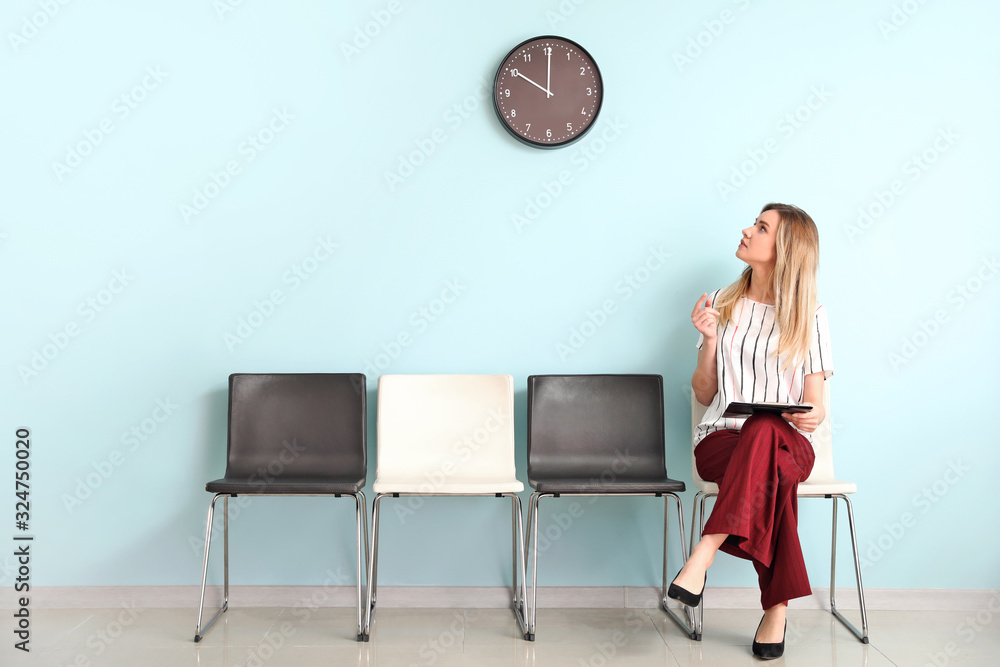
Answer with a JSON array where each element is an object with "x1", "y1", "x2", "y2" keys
[
  {"x1": 514, "y1": 71, "x2": 553, "y2": 97},
  {"x1": 546, "y1": 50, "x2": 552, "y2": 98}
]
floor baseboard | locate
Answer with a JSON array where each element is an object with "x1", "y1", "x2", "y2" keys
[{"x1": 5, "y1": 586, "x2": 995, "y2": 611}]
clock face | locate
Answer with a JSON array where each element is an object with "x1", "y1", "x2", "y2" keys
[{"x1": 493, "y1": 36, "x2": 603, "y2": 148}]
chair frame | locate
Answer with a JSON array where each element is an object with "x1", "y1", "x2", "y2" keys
[
  {"x1": 688, "y1": 380, "x2": 869, "y2": 643},
  {"x1": 363, "y1": 492, "x2": 528, "y2": 640},
  {"x1": 690, "y1": 490, "x2": 868, "y2": 642},
  {"x1": 525, "y1": 491, "x2": 698, "y2": 641},
  {"x1": 194, "y1": 491, "x2": 369, "y2": 642}
]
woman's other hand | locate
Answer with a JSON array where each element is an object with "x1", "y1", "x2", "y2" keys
[
  {"x1": 784, "y1": 373, "x2": 826, "y2": 432},
  {"x1": 783, "y1": 403, "x2": 822, "y2": 433}
]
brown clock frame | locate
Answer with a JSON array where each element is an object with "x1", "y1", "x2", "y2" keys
[{"x1": 492, "y1": 35, "x2": 603, "y2": 149}]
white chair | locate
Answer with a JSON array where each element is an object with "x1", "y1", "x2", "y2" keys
[
  {"x1": 689, "y1": 382, "x2": 869, "y2": 642},
  {"x1": 362, "y1": 374, "x2": 528, "y2": 640}
]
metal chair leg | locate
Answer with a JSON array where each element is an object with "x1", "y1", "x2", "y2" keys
[
  {"x1": 509, "y1": 494, "x2": 530, "y2": 639},
  {"x1": 662, "y1": 495, "x2": 669, "y2": 600},
  {"x1": 829, "y1": 495, "x2": 869, "y2": 643},
  {"x1": 516, "y1": 496, "x2": 528, "y2": 619},
  {"x1": 830, "y1": 496, "x2": 839, "y2": 610},
  {"x1": 362, "y1": 495, "x2": 370, "y2": 578},
  {"x1": 194, "y1": 494, "x2": 228, "y2": 642},
  {"x1": 673, "y1": 493, "x2": 694, "y2": 632},
  {"x1": 223, "y1": 496, "x2": 229, "y2": 607},
  {"x1": 660, "y1": 493, "x2": 699, "y2": 640},
  {"x1": 511, "y1": 496, "x2": 518, "y2": 607},
  {"x1": 353, "y1": 492, "x2": 366, "y2": 642},
  {"x1": 363, "y1": 493, "x2": 383, "y2": 639},
  {"x1": 361, "y1": 493, "x2": 372, "y2": 641},
  {"x1": 690, "y1": 491, "x2": 703, "y2": 562},
  {"x1": 694, "y1": 491, "x2": 714, "y2": 640},
  {"x1": 525, "y1": 492, "x2": 545, "y2": 639}
]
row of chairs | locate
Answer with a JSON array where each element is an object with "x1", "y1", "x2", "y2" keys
[{"x1": 193, "y1": 373, "x2": 867, "y2": 645}]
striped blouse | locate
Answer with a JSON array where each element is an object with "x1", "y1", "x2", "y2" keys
[{"x1": 694, "y1": 289, "x2": 834, "y2": 447}]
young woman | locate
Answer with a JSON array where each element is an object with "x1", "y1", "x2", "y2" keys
[{"x1": 668, "y1": 203, "x2": 833, "y2": 660}]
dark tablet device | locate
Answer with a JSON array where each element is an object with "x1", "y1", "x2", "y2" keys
[{"x1": 722, "y1": 402, "x2": 813, "y2": 418}]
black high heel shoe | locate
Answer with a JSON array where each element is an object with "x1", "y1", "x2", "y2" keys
[
  {"x1": 666, "y1": 571, "x2": 706, "y2": 607},
  {"x1": 752, "y1": 616, "x2": 786, "y2": 660}
]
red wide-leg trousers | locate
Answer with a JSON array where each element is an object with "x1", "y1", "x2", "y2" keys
[{"x1": 695, "y1": 412, "x2": 816, "y2": 610}]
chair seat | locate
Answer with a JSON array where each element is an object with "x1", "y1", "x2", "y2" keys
[
  {"x1": 206, "y1": 476, "x2": 365, "y2": 495},
  {"x1": 530, "y1": 476, "x2": 685, "y2": 494},
  {"x1": 798, "y1": 480, "x2": 858, "y2": 495},
  {"x1": 693, "y1": 478, "x2": 857, "y2": 496},
  {"x1": 372, "y1": 477, "x2": 523, "y2": 494}
]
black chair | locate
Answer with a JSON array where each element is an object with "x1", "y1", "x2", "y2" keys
[
  {"x1": 194, "y1": 373, "x2": 369, "y2": 642},
  {"x1": 525, "y1": 374, "x2": 697, "y2": 640}
]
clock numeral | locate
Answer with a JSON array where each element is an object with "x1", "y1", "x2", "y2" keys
[
  {"x1": 525, "y1": 123, "x2": 530, "y2": 131},
  {"x1": 504, "y1": 89, "x2": 510, "y2": 97},
  {"x1": 523, "y1": 53, "x2": 531, "y2": 62},
  {"x1": 546, "y1": 129, "x2": 552, "y2": 138},
  {"x1": 586, "y1": 87, "x2": 592, "y2": 96},
  {"x1": 511, "y1": 68, "x2": 519, "y2": 77},
  {"x1": 510, "y1": 109, "x2": 516, "y2": 118},
  {"x1": 544, "y1": 47, "x2": 552, "y2": 56},
  {"x1": 566, "y1": 53, "x2": 570, "y2": 60},
  {"x1": 580, "y1": 67, "x2": 586, "y2": 75},
  {"x1": 566, "y1": 123, "x2": 573, "y2": 132},
  {"x1": 581, "y1": 107, "x2": 587, "y2": 114}
]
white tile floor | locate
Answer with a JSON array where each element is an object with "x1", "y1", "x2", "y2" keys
[{"x1": 7, "y1": 605, "x2": 1000, "y2": 666}]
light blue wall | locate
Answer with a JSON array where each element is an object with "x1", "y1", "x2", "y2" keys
[{"x1": 3, "y1": 0, "x2": 998, "y2": 591}]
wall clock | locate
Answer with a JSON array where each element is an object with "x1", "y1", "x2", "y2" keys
[{"x1": 493, "y1": 36, "x2": 603, "y2": 149}]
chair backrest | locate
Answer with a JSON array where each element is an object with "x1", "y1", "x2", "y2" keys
[
  {"x1": 226, "y1": 373, "x2": 367, "y2": 481},
  {"x1": 376, "y1": 374, "x2": 517, "y2": 482},
  {"x1": 527, "y1": 374, "x2": 666, "y2": 479},
  {"x1": 690, "y1": 381, "x2": 835, "y2": 484}
]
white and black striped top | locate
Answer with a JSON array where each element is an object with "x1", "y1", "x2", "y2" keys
[{"x1": 694, "y1": 289, "x2": 834, "y2": 447}]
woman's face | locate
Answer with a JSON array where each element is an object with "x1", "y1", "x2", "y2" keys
[{"x1": 736, "y1": 209, "x2": 780, "y2": 266}]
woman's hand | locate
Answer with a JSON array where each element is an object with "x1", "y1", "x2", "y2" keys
[
  {"x1": 784, "y1": 373, "x2": 826, "y2": 433},
  {"x1": 691, "y1": 293, "x2": 720, "y2": 340},
  {"x1": 783, "y1": 403, "x2": 822, "y2": 433},
  {"x1": 691, "y1": 293, "x2": 720, "y2": 405}
]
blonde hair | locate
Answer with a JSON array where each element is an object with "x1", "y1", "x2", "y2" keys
[{"x1": 713, "y1": 203, "x2": 820, "y2": 371}]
